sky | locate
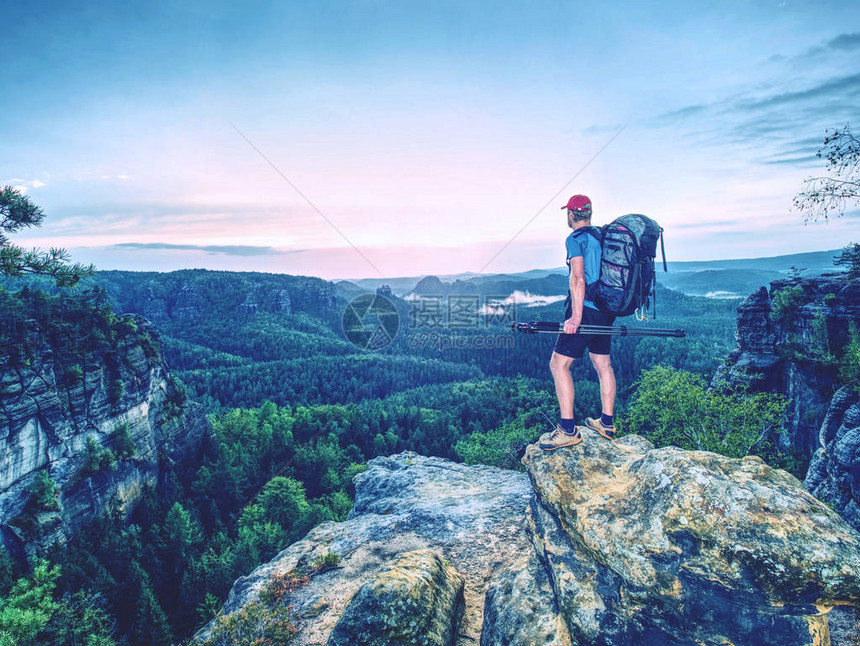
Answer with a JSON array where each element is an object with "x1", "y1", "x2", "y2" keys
[{"x1": 2, "y1": 0, "x2": 859, "y2": 280}]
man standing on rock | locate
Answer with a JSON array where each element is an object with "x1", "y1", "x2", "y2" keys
[{"x1": 540, "y1": 195, "x2": 617, "y2": 450}]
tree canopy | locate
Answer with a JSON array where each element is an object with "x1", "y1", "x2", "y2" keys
[{"x1": 0, "y1": 187, "x2": 94, "y2": 287}]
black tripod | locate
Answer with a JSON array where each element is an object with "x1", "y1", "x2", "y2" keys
[{"x1": 512, "y1": 321, "x2": 686, "y2": 338}]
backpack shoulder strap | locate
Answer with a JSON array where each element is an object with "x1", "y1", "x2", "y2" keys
[{"x1": 572, "y1": 225, "x2": 603, "y2": 243}]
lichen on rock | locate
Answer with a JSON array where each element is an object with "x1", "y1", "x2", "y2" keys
[
  {"x1": 523, "y1": 426, "x2": 860, "y2": 645},
  {"x1": 194, "y1": 453, "x2": 533, "y2": 646},
  {"x1": 327, "y1": 549, "x2": 464, "y2": 646},
  {"x1": 200, "y1": 438, "x2": 860, "y2": 646}
]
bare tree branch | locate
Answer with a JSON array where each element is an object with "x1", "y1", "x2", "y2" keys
[{"x1": 794, "y1": 124, "x2": 860, "y2": 222}]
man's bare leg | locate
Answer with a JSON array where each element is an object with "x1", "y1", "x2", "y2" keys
[
  {"x1": 540, "y1": 350, "x2": 583, "y2": 449},
  {"x1": 589, "y1": 352, "x2": 616, "y2": 416},
  {"x1": 550, "y1": 351, "x2": 576, "y2": 419}
]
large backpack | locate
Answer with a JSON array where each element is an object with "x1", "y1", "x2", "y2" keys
[{"x1": 574, "y1": 214, "x2": 666, "y2": 319}]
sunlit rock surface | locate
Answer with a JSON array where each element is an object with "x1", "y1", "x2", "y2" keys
[
  {"x1": 201, "y1": 441, "x2": 860, "y2": 645},
  {"x1": 523, "y1": 427, "x2": 860, "y2": 645},
  {"x1": 327, "y1": 548, "x2": 464, "y2": 646}
]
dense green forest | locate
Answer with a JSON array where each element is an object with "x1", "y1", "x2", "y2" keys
[
  {"x1": 0, "y1": 272, "x2": 801, "y2": 645},
  {"x1": 96, "y1": 269, "x2": 737, "y2": 410}
]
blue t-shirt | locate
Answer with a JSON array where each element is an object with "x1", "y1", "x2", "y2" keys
[{"x1": 565, "y1": 228, "x2": 600, "y2": 311}]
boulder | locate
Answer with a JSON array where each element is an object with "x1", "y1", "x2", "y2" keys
[
  {"x1": 523, "y1": 427, "x2": 860, "y2": 645},
  {"x1": 480, "y1": 549, "x2": 574, "y2": 646},
  {"x1": 195, "y1": 452, "x2": 533, "y2": 646},
  {"x1": 327, "y1": 549, "x2": 464, "y2": 646},
  {"x1": 201, "y1": 441, "x2": 860, "y2": 646}
]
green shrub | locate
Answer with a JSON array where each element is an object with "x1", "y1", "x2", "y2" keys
[
  {"x1": 841, "y1": 326, "x2": 860, "y2": 391},
  {"x1": 621, "y1": 365, "x2": 787, "y2": 460},
  {"x1": 137, "y1": 332, "x2": 160, "y2": 361},
  {"x1": 81, "y1": 437, "x2": 116, "y2": 477},
  {"x1": 114, "y1": 316, "x2": 138, "y2": 335},
  {"x1": 312, "y1": 550, "x2": 340, "y2": 572},
  {"x1": 770, "y1": 285, "x2": 806, "y2": 323},
  {"x1": 161, "y1": 375, "x2": 188, "y2": 421},
  {"x1": 0, "y1": 559, "x2": 61, "y2": 646},
  {"x1": 455, "y1": 414, "x2": 541, "y2": 470},
  {"x1": 168, "y1": 375, "x2": 188, "y2": 406},
  {"x1": 112, "y1": 423, "x2": 136, "y2": 460},
  {"x1": 28, "y1": 470, "x2": 60, "y2": 512},
  {"x1": 197, "y1": 593, "x2": 222, "y2": 624},
  {"x1": 0, "y1": 548, "x2": 15, "y2": 594},
  {"x1": 809, "y1": 309, "x2": 835, "y2": 364},
  {"x1": 834, "y1": 242, "x2": 860, "y2": 279},
  {"x1": 200, "y1": 602, "x2": 297, "y2": 646}
]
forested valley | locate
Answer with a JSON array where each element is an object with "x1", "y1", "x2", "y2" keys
[{"x1": 0, "y1": 268, "x2": 835, "y2": 644}]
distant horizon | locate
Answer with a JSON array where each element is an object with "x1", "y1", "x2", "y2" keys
[{"x1": 65, "y1": 244, "x2": 843, "y2": 285}]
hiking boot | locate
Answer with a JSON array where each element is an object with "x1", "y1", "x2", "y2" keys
[
  {"x1": 585, "y1": 417, "x2": 616, "y2": 440},
  {"x1": 539, "y1": 425, "x2": 583, "y2": 451}
]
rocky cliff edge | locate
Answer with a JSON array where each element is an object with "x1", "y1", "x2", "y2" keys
[
  {"x1": 0, "y1": 315, "x2": 210, "y2": 556},
  {"x1": 198, "y1": 429, "x2": 860, "y2": 646}
]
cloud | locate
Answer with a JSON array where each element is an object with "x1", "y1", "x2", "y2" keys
[
  {"x1": 792, "y1": 32, "x2": 860, "y2": 62},
  {"x1": 651, "y1": 104, "x2": 707, "y2": 125},
  {"x1": 108, "y1": 242, "x2": 293, "y2": 257},
  {"x1": 4, "y1": 178, "x2": 48, "y2": 193},
  {"x1": 490, "y1": 290, "x2": 566, "y2": 307},
  {"x1": 588, "y1": 26, "x2": 860, "y2": 167},
  {"x1": 827, "y1": 33, "x2": 860, "y2": 51},
  {"x1": 761, "y1": 154, "x2": 819, "y2": 166},
  {"x1": 581, "y1": 123, "x2": 627, "y2": 136},
  {"x1": 735, "y1": 72, "x2": 860, "y2": 112},
  {"x1": 54, "y1": 201, "x2": 309, "y2": 219},
  {"x1": 620, "y1": 66, "x2": 859, "y2": 172},
  {"x1": 70, "y1": 170, "x2": 136, "y2": 183}
]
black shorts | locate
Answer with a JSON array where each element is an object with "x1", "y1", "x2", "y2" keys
[{"x1": 553, "y1": 300, "x2": 615, "y2": 359}]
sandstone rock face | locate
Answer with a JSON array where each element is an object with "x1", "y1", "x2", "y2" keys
[
  {"x1": 171, "y1": 283, "x2": 205, "y2": 320},
  {"x1": 142, "y1": 287, "x2": 169, "y2": 322},
  {"x1": 327, "y1": 549, "x2": 464, "y2": 646},
  {"x1": 717, "y1": 275, "x2": 860, "y2": 458},
  {"x1": 196, "y1": 452, "x2": 533, "y2": 646},
  {"x1": 289, "y1": 277, "x2": 336, "y2": 312},
  {"x1": 265, "y1": 289, "x2": 292, "y2": 313},
  {"x1": 0, "y1": 316, "x2": 210, "y2": 554},
  {"x1": 805, "y1": 385, "x2": 860, "y2": 531},
  {"x1": 480, "y1": 549, "x2": 573, "y2": 646},
  {"x1": 201, "y1": 444, "x2": 860, "y2": 646},
  {"x1": 523, "y1": 427, "x2": 860, "y2": 646}
]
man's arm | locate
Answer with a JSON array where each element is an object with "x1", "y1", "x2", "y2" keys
[{"x1": 565, "y1": 255, "x2": 585, "y2": 334}]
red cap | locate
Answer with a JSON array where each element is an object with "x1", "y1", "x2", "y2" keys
[{"x1": 561, "y1": 194, "x2": 592, "y2": 211}]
